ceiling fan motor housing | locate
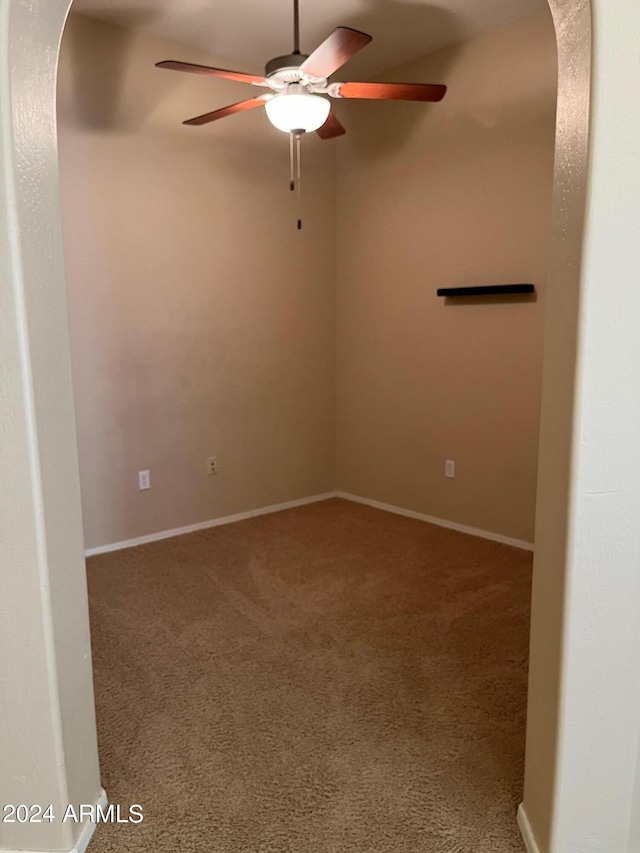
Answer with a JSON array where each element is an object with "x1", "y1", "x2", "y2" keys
[{"x1": 265, "y1": 53, "x2": 309, "y2": 79}]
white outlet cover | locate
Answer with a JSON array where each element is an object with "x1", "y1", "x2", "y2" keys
[
  {"x1": 138, "y1": 470, "x2": 151, "y2": 490},
  {"x1": 445, "y1": 460, "x2": 455, "y2": 478}
]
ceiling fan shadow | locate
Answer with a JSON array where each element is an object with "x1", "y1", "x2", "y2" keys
[
  {"x1": 331, "y1": 1, "x2": 465, "y2": 159},
  {"x1": 59, "y1": 11, "x2": 181, "y2": 132}
]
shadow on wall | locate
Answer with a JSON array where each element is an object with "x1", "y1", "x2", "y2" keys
[
  {"x1": 339, "y1": 6, "x2": 556, "y2": 162},
  {"x1": 329, "y1": 1, "x2": 464, "y2": 156},
  {"x1": 61, "y1": 1, "x2": 463, "y2": 144},
  {"x1": 442, "y1": 293, "x2": 539, "y2": 307},
  {"x1": 60, "y1": 11, "x2": 181, "y2": 131}
]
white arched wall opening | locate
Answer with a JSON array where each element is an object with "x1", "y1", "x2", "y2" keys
[{"x1": 2, "y1": 1, "x2": 640, "y2": 852}]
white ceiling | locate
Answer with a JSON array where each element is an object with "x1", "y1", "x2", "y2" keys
[{"x1": 71, "y1": 0, "x2": 547, "y2": 79}]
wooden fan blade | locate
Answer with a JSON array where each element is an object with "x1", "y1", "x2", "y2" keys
[
  {"x1": 338, "y1": 82, "x2": 447, "y2": 101},
  {"x1": 156, "y1": 60, "x2": 267, "y2": 87},
  {"x1": 317, "y1": 111, "x2": 346, "y2": 140},
  {"x1": 300, "y1": 27, "x2": 372, "y2": 79},
  {"x1": 183, "y1": 95, "x2": 270, "y2": 126}
]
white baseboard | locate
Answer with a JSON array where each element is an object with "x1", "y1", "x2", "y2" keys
[
  {"x1": 517, "y1": 804, "x2": 540, "y2": 853},
  {"x1": 85, "y1": 494, "x2": 337, "y2": 557},
  {"x1": 336, "y1": 492, "x2": 534, "y2": 552},
  {"x1": 75, "y1": 788, "x2": 108, "y2": 853},
  {"x1": 86, "y1": 490, "x2": 534, "y2": 558},
  {"x1": 1, "y1": 789, "x2": 107, "y2": 853}
]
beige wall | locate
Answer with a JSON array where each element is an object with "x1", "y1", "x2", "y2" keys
[
  {"x1": 524, "y1": 0, "x2": 640, "y2": 850},
  {"x1": 0, "y1": 2, "x2": 103, "y2": 850},
  {"x1": 58, "y1": 15, "x2": 336, "y2": 551},
  {"x1": 59, "y1": 13, "x2": 556, "y2": 552},
  {"x1": 335, "y1": 13, "x2": 557, "y2": 544}
]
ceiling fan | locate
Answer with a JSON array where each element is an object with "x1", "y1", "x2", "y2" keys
[{"x1": 156, "y1": 0, "x2": 447, "y2": 227}]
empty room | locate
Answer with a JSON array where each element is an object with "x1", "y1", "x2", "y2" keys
[
  {"x1": 8, "y1": 0, "x2": 640, "y2": 852},
  {"x1": 17, "y1": 0, "x2": 558, "y2": 850}
]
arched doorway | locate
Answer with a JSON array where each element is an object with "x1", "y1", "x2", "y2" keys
[{"x1": 3, "y1": 2, "x2": 640, "y2": 852}]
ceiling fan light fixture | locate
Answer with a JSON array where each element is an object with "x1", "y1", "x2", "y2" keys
[
  {"x1": 265, "y1": 86, "x2": 331, "y2": 134},
  {"x1": 158, "y1": 4, "x2": 445, "y2": 229}
]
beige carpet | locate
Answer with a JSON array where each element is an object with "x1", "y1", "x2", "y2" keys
[{"x1": 86, "y1": 498, "x2": 530, "y2": 852}]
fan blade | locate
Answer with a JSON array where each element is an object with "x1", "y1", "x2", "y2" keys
[
  {"x1": 317, "y1": 111, "x2": 346, "y2": 140},
  {"x1": 183, "y1": 96, "x2": 270, "y2": 126},
  {"x1": 300, "y1": 27, "x2": 372, "y2": 79},
  {"x1": 156, "y1": 60, "x2": 267, "y2": 87},
  {"x1": 338, "y1": 82, "x2": 447, "y2": 101}
]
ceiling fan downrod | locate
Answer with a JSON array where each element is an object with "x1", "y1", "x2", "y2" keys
[{"x1": 293, "y1": 0, "x2": 301, "y2": 55}]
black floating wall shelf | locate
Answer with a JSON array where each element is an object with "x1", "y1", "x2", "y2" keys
[{"x1": 437, "y1": 283, "x2": 535, "y2": 297}]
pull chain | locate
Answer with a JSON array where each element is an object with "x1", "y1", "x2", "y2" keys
[
  {"x1": 289, "y1": 130, "x2": 304, "y2": 230},
  {"x1": 289, "y1": 131, "x2": 295, "y2": 192}
]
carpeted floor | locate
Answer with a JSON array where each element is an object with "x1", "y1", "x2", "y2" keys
[{"x1": 86, "y1": 497, "x2": 530, "y2": 852}]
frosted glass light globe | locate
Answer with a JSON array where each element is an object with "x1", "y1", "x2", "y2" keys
[{"x1": 265, "y1": 89, "x2": 331, "y2": 134}]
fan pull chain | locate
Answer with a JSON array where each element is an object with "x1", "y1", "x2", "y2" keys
[
  {"x1": 289, "y1": 131, "x2": 296, "y2": 192},
  {"x1": 289, "y1": 131, "x2": 303, "y2": 230}
]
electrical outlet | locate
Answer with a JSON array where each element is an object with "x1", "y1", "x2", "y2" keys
[
  {"x1": 207, "y1": 457, "x2": 218, "y2": 476},
  {"x1": 445, "y1": 460, "x2": 455, "y2": 479},
  {"x1": 138, "y1": 470, "x2": 151, "y2": 490}
]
